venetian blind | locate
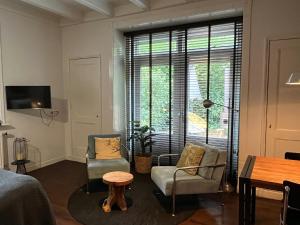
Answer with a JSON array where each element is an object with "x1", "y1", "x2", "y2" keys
[{"x1": 125, "y1": 17, "x2": 243, "y2": 185}]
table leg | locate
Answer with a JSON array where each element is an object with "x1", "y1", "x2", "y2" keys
[
  {"x1": 239, "y1": 177, "x2": 246, "y2": 225},
  {"x1": 102, "y1": 185, "x2": 117, "y2": 213},
  {"x1": 116, "y1": 186, "x2": 127, "y2": 211},
  {"x1": 251, "y1": 187, "x2": 256, "y2": 224},
  {"x1": 16, "y1": 164, "x2": 21, "y2": 174},
  {"x1": 102, "y1": 185, "x2": 127, "y2": 212},
  {"x1": 239, "y1": 156, "x2": 256, "y2": 225},
  {"x1": 239, "y1": 178, "x2": 252, "y2": 225},
  {"x1": 16, "y1": 164, "x2": 27, "y2": 174},
  {"x1": 245, "y1": 181, "x2": 251, "y2": 225}
]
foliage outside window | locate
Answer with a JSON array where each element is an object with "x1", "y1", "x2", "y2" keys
[{"x1": 125, "y1": 18, "x2": 242, "y2": 185}]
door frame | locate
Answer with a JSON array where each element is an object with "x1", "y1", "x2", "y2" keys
[
  {"x1": 0, "y1": 26, "x2": 5, "y2": 169},
  {"x1": 263, "y1": 34, "x2": 300, "y2": 156},
  {"x1": 68, "y1": 55, "x2": 102, "y2": 159}
]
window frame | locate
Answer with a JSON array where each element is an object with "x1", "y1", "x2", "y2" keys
[{"x1": 125, "y1": 17, "x2": 243, "y2": 185}]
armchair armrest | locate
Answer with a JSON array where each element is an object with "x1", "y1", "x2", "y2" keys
[
  {"x1": 173, "y1": 163, "x2": 226, "y2": 184},
  {"x1": 170, "y1": 163, "x2": 226, "y2": 215},
  {"x1": 121, "y1": 143, "x2": 130, "y2": 159},
  {"x1": 157, "y1": 154, "x2": 180, "y2": 166}
]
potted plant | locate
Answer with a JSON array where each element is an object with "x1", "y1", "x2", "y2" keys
[{"x1": 129, "y1": 121, "x2": 156, "y2": 174}]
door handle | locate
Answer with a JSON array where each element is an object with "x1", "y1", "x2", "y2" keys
[{"x1": 96, "y1": 115, "x2": 99, "y2": 118}]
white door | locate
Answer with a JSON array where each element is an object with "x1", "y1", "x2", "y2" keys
[
  {"x1": 69, "y1": 57, "x2": 101, "y2": 158},
  {"x1": 266, "y1": 38, "x2": 300, "y2": 157}
]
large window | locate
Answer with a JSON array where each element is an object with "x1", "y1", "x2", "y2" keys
[{"x1": 125, "y1": 17, "x2": 242, "y2": 185}]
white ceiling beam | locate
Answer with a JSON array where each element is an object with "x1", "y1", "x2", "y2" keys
[
  {"x1": 73, "y1": 0, "x2": 112, "y2": 16},
  {"x1": 19, "y1": 0, "x2": 82, "y2": 20},
  {"x1": 129, "y1": 0, "x2": 148, "y2": 10}
]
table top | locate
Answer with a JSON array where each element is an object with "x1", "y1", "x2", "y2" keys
[
  {"x1": 103, "y1": 171, "x2": 133, "y2": 186},
  {"x1": 251, "y1": 156, "x2": 300, "y2": 185},
  {"x1": 11, "y1": 160, "x2": 30, "y2": 165},
  {"x1": 240, "y1": 156, "x2": 300, "y2": 190}
]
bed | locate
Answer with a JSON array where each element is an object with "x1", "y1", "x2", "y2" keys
[{"x1": 0, "y1": 169, "x2": 56, "y2": 225}]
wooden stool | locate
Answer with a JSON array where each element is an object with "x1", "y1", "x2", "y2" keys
[{"x1": 102, "y1": 171, "x2": 133, "y2": 213}]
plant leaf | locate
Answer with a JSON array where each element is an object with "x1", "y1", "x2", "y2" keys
[{"x1": 144, "y1": 134, "x2": 156, "y2": 140}]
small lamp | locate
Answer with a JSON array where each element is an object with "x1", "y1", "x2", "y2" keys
[
  {"x1": 286, "y1": 72, "x2": 300, "y2": 85},
  {"x1": 202, "y1": 99, "x2": 239, "y2": 112},
  {"x1": 202, "y1": 99, "x2": 214, "y2": 108},
  {"x1": 202, "y1": 98, "x2": 237, "y2": 192}
]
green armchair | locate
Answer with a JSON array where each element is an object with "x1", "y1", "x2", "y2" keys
[{"x1": 86, "y1": 134, "x2": 130, "y2": 194}]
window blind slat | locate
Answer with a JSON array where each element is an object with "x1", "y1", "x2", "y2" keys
[{"x1": 125, "y1": 18, "x2": 243, "y2": 185}]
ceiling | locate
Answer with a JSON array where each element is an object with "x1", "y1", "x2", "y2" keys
[
  {"x1": 15, "y1": 0, "x2": 203, "y2": 23},
  {"x1": 14, "y1": 0, "x2": 192, "y2": 22}
]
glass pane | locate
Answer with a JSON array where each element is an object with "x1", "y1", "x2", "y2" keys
[
  {"x1": 208, "y1": 23, "x2": 235, "y2": 144},
  {"x1": 152, "y1": 65, "x2": 170, "y2": 133},
  {"x1": 208, "y1": 60, "x2": 231, "y2": 139},
  {"x1": 187, "y1": 63, "x2": 208, "y2": 136},
  {"x1": 186, "y1": 27, "x2": 208, "y2": 140},
  {"x1": 140, "y1": 66, "x2": 150, "y2": 126},
  {"x1": 136, "y1": 39, "x2": 149, "y2": 56}
]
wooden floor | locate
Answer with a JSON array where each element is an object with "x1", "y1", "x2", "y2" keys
[{"x1": 29, "y1": 160, "x2": 281, "y2": 225}]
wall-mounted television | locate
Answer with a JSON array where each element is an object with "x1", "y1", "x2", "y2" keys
[{"x1": 6, "y1": 86, "x2": 51, "y2": 109}]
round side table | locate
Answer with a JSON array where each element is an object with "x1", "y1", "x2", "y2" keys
[
  {"x1": 11, "y1": 160, "x2": 30, "y2": 174},
  {"x1": 102, "y1": 171, "x2": 133, "y2": 213}
]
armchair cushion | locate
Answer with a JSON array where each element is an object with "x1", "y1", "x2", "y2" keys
[
  {"x1": 182, "y1": 144, "x2": 205, "y2": 175},
  {"x1": 95, "y1": 137, "x2": 121, "y2": 159},
  {"x1": 196, "y1": 143, "x2": 220, "y2": 179},
  {"x1": 88, "y1": 134, "x2": 121, "y2": 159},
  {"x1": 212, "y1": 150, "x2": 227, "y2": 180},
  {"x1": 87, "y1": 158, "x2": 130, "y2": 179},
  {"x1": 151, "y1": 166, "x2": 219, "y2": 196},
  {"x1": 176, "y1": 143, "x2": 191, "y2": 168}
]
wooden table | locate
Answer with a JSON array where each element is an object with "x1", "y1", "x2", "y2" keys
[
  {"x1": 102, "y1": 171, "x2": 133, "y2": 213},
  {"x1": 239, "y1": 156, "x2": 300, "y2": 225}
]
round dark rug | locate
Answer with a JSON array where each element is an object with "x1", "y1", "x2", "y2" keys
[{"x1": 68, "y1": 173, "x2": 216, "y2": 225}]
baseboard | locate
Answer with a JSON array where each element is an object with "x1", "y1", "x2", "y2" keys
[
  {"x1": 8, "y1": 154, "x2": 84, "y2": 173},
  {"x1": 65, "y1": 155, "x2": 85, "y2": 163},
  {"x1": 26, "y1": 156, "x2": 66, "y2": 172}
]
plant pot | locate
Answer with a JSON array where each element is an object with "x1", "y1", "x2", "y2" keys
[{"x1": 134, "y1": 154, "x2": 152, "y2": 174}]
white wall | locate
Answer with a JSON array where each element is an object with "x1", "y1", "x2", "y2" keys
[
  {"x1": 0, "y1": 3, "x2": 65, "y2": 170},
  {"x1": 62, "y1": 0, "x2": 243, "y2": 161},
  {"x1": 2, "y1": 0, "x2": 298, "y2": 199},
  {"x1": 60, "y1": 0, "x2": 300, "y2": 199},
  {"x1": 0, "y1": 0, "x2": 297, "y2": 199},
  {"x1": 62, "y1": 21, "x2": 114, "y2": 160},
  {"x1": 240, "y1": 0, "x2": 300, "y2": 159},
  {"x1": 239, "y1": 0, "x2": 300, "y2": 199}
]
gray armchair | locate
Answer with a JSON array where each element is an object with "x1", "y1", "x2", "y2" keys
[
  {"x1": 151, "y1": 143, "x2": 227, "y2": 216},
  {"x1": 86, "y1": 134, "x2": 130, "y2": 193}
]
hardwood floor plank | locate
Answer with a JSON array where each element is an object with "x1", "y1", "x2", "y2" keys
[{"x1": 29, "y1": 160, "x2": 281, "y2": 225}]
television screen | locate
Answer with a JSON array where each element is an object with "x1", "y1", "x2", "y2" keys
[{"x1": 6, "y1": 86, "x2": 51, "y2": 109}]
